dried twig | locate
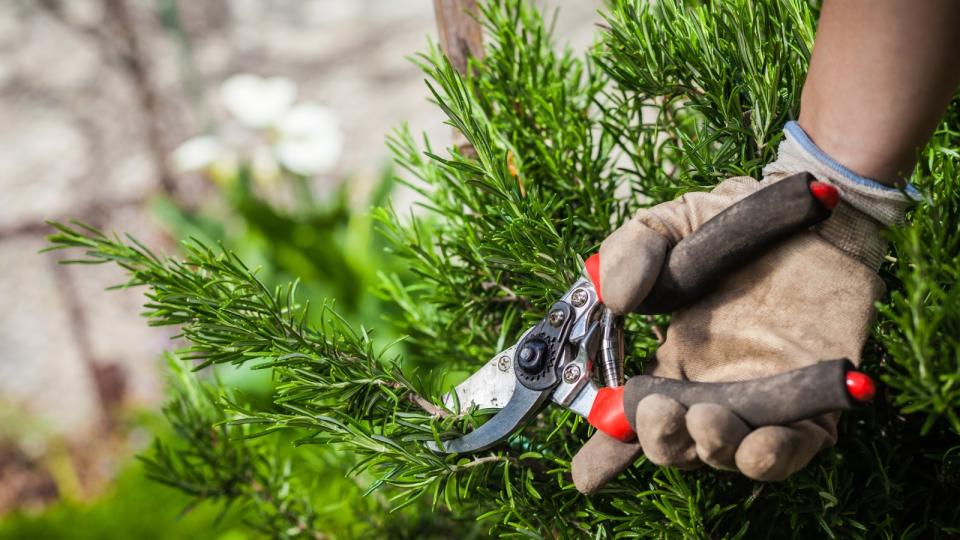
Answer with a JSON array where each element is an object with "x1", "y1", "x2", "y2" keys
[
  {"x1": 407, "y1": 392, "x2": 450, "y2": 418},
  {"x1": 381, "y1": 380, "x2": 450, "y2": 418}
]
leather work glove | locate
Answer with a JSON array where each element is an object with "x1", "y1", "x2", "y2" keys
[{"x1": 572, "y1": 121, "x2": 917, "y2": 493}]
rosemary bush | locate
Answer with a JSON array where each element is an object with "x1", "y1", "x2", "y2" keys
[{"x1": 47, "y1": 0, "x2": 959, "y2": 537}]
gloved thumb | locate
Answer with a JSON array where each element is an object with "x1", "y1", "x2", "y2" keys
[
  {"x1": 571, "y1": 431, "x2": 643, "y2": 494},
  {"x1": 591, "y1": 219, "x2": 670, "y2": 314}
]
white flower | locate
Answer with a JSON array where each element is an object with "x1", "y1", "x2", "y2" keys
[
  {"x1": 219, "y1": 74, "x2": 297, "y2": 128},
  {"x1": 171, "y1": 75, "x2": 343, "y2": 182},
  {"x1": 169, "y1": 135, "x2": 226, "y2": 172},
  {"x1": 273, "y1": 103, "x2": 343, "y2": 176}
]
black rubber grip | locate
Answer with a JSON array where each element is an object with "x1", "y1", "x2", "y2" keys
[
  {"x1": 623, "y1": 359, "x2": 857, "y2": 429},
  {"x1": 636, "y1": 172, "x2": 830, "y2": 314}
]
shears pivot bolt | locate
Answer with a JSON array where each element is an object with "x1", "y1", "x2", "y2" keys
[{"x1": 518, "y1": 340, "x2": 548, "y2": 373}]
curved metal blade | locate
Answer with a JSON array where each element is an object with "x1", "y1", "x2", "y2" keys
[
  {"x1": 427, "y1": 381, "x2": 551, "y2": 453},
  {"x1": 443, "y1": 346, "x2": 517, "y2": 411}
]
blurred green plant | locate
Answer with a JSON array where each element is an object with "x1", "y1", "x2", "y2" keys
[
  {"x1": 0, "y1": 461, "x2": 249, "y2": 540},
  {"x1": 152, "y1": 165, "x2": 398, "y2": 335},
  {"x1": 140, "y1": 357, "x2": 480, "y2": 539},
  {"x1": 162, "y1": 68, "x2": 388, "y2": 330},
  {"x1": 43, "y1": 0, "x2": 960, "y2": 538}
]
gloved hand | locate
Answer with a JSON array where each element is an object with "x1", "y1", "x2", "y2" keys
[{"x1": 572, "y1": 122, "x2": 916, "y2": 493}]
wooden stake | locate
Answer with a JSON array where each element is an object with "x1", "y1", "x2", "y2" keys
[
  {"x1": 433, "y1": 0, "x2": 484, "y2": 74},
  {"x1": 432, "y1": 0, "x2": 484, "y2": 156}
]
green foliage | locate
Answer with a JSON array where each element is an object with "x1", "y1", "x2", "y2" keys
[
  {"x1": 599, "y1": 0, "x2": 817, "y2": 199},
  {"x1": 45, "y1": 0, "x2": 960, "y2": 538},
  {"x1": 152, "y1": 166, "x2": 398, "y2": 331},
  {"x1": 877, "y1": 104, "x2": 960, "y2": 434},
  {"x1": 380, "y1": 0, "x2": 627, "y2": 379},
  {"x1": 43, "y1": 221, "x2": 485, "y2": 538},
  {"x1": 141, "y1": 358, "x2": 481, "y2": 539}
]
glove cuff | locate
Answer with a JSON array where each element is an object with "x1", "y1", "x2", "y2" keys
[{"x1": 763, "y1": 121, "x2": 920, "y2": 269}]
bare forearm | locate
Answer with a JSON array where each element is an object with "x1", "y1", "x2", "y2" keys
[{"x1": 799, "y1": 0, "x2": 960, "y2": 186}]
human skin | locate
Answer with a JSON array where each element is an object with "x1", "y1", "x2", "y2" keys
[{"x1": 799, "y1": 0, "x2": 960, "y2": 186}]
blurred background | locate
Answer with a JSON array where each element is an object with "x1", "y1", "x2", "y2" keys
[{"x1": 0, "y1": 0, "x2": 598, "y2": 537}]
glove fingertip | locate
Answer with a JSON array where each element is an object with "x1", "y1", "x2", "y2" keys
[
  {"x1": 635, "y1": 394, "x2": 700, "y2": 468},
  {"x1": 572, "y1": 432, "x2": 642, "y2": 494},
  {"x1": 686, "y1": 403, "x2": 749, "y2": 470},
  {"x1": 734, "y1": 422, "x2": 827, "y2": 481}
]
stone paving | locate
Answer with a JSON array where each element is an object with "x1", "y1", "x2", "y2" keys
[{"x1": 0, "y1": 0, "x2": 600, "y2": 445}]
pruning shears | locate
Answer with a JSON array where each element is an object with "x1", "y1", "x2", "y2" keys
[{"x1": 428, "y1": 173, "x2": 876, "y2": 454}]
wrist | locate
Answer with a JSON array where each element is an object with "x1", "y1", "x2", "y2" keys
[{"x1": 796, "y1": 114, "x2": 918, "y2": 188}]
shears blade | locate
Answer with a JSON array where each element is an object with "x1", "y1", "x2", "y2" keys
[
  {"x1": 442, "y1": 345, "x2": 518, "y2": 412},
  {"x1": 427, "y1": 381, "x2": 552, "y2": 453}
]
